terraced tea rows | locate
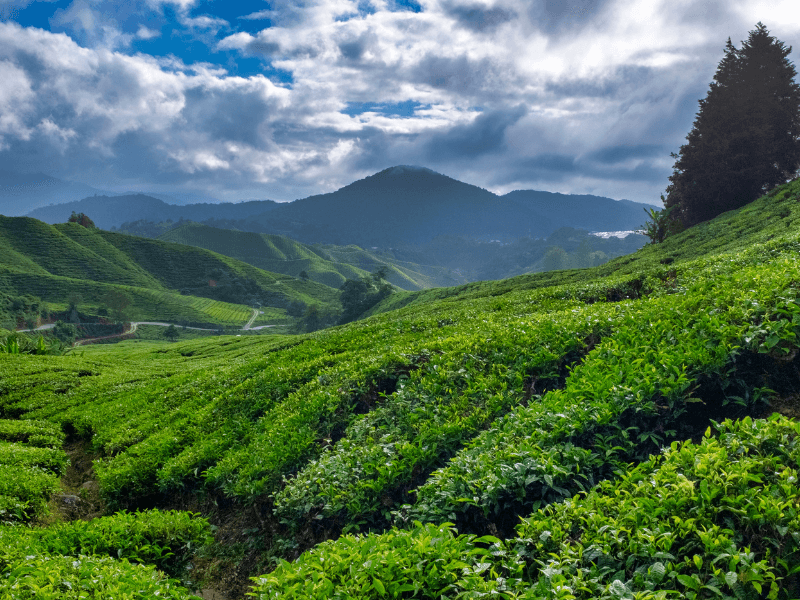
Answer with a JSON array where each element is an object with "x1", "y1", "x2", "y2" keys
[{"x1": 253, "y1": 415, "x2": 800, "y2": 599}]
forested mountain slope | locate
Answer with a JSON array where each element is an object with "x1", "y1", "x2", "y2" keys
[
  {"x1": 241, "y1": 165, "x2": 651, "y2": 246},
  {"x1": 2, "y1": 179, "x2": 800, "y2": 598},
  {"x1": 24, "y1": 167, "x2": 652, "y2": 248}
]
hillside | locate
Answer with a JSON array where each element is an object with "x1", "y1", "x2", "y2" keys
[
  {"x1": 158, "y1": 222, "x2": 464, "y2": 290},
  {"x1": 1, "y1": 179, "x2": 800, "y2": 598},
  {"x1": 0, "y1": 217, "x2": 340, "y2": 326},
  {"x1": 503, "y1": 189, "x2": 654, "y2": 231}
]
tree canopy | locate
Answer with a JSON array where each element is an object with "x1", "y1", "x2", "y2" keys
[
  {"x1": 68, "y1": 212, "x2": 96, "y2": 228},
  {"x1": 163, "y1": 324, "x2": 179, "y2": 342},
  {"x1": 664, "y1": 23, "x2": 800, "y2": 227},
  {"x1": 338, "y1": 269, "x2": 393, "y2": 324}
]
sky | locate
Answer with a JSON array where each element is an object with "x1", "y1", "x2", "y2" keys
[{"x1": 1, "y1": 0, "x2": 799, "y2": 206}]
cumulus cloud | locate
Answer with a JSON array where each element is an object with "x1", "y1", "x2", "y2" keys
[
  {"x1": 0, "y1": 21, "x2": 298, "y2": 193},
  {"x1": 1, "y1": 0, "x2": 798, "y2": 203}
]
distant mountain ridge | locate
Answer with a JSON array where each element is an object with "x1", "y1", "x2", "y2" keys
[
  {"x1": 26, "y1": 195, "x2": 279, "y2": 230},
  {"x1": 0, "y1": 171, "x2": 111, "y2": 216},
  {"x1": 24, "y1": 166, "x2": 653, "y2": 246}
]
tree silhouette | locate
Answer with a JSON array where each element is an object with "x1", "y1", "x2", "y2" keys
[
  {"x1": 68, "y1": 212, "x2": 96, "y2": 228},
  {"x1": 665, "y1": 23, "x2": 800, "y2": 227}
]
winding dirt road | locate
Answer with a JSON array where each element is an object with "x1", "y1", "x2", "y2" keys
[{"x1": 21, "y1": 308, "x2": 276, "y2": 345}]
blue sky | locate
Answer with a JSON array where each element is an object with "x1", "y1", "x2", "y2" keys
[{"x1": 1, "y1": 0, "x2": 799, "y2": 206}]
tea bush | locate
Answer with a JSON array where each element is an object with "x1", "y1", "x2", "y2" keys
[
  {"x1": 0, "y1": 509, "x2": 210, "y2": 597},
  {"x1": 251, "y1": 416, "x2": 800, "y2": 599}
]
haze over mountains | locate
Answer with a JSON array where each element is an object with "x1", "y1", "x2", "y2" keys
[
  {"x1": 0, "y1": 171, "x2": 223, "y2": 217},
  {"x1": 23, "y1": 166, "x2": 652, "y2": 247},
  {"x1": 26, "y1": 194, "x2": 279, "y2": 230},
  {"x1": 0, "y1": 171, "x2": 109, "y2": 216}
]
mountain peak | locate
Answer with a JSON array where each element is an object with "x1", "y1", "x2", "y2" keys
[
  {"x1": 343, "y1": 165, "x2": 460, "y2": 192},
  {"x1": 381, "y1": 165, "x2": 437, "y2": 176}
]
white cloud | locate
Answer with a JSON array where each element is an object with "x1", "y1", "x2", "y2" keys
[
  {"x1": 49, "y1": 0, "x2": 135, "y2": 49},
  {"x1": 135, "y1": 24, "x2": 160, "y2": 40},
  {"x1": 239, "y1": 10, "x2": 275, "y2": 21},
  {"x1": 0, "y1": 21, "x2": 295, "y2": 189},
  {"x1": 1, "y1": 0, "x2": 799, "y2": 203},
  {"x1": 0, "y1": 59, "x2": 35, "y2": 146},
  {"x1": 731, "y1": 1, "x2": 800, "y2": 34},
  {"x1": 179, "y1": 13, "x2": 229, "y2": 34},
  {"x1": 145, "y1": 0, "x2": 196, "y2": 10}
]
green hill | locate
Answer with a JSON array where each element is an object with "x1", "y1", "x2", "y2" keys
[
  {"x1": 0, "y1": 217, "x2": 340, "y2": 326},
  {"x1": 1, "y1": 180, "x2": 800, "y2": 598},
  {"x1": 158, "y1": 221, "x2": 464, "y2": 291},
  {"x1": 159, "y1": 222, "x2": 372, "y2": 288}
]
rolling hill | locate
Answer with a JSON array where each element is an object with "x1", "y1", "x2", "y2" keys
[
  {"x1": 151, "y1": 221, "x2": 646, "y2": 287},
  {"x1": 0, "y1": 216, "x2": 340, "y2": 326},
  {"x1": 158, "y1": 222, "x2": 465, "y2": 290},
  {"x1": 2, "y1": 178, "x2": 800, "y2": 598}
]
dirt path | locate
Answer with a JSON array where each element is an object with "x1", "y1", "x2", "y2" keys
[
  {"x1": 20, "y1": 310, "x2": 277, "y2": 346},
  {"x1": 68, "y1": 313, "x2": 275, "y2": 345},
  {"x1": 242, "y1": 309, "x2": 276, "y2": 331},
  {"x1": 242, "y1": 309, "x2": 260, "y2": 330}
]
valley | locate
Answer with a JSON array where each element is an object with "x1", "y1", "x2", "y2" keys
[{"x1": 1, "y1": 175, "x2": 800, "y2": 598}]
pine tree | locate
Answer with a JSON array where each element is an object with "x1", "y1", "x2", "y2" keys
[{"x1": 665, "y1": 23, "x2": 800, "y2": 227}]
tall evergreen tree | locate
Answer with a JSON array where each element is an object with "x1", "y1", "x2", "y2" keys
[{"x1": 665, "y1": 23, "x2": 800, "y2": 227}]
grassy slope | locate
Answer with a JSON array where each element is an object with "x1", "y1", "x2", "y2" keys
[
  {"x1": 98, "y1": 229, "x2": 339, "y2": 308},
  {"x1": 159, "y1": 222, "x2": 370, "y2": 288},
  {"x1": 0, "y1": 218, "x2": 163, "y2": 289},
  {"x1": 2, "y1": 180, "x2": 800, "y2": 598},
  {"x1": 0, "y1": 217, "x2": 341, "y2": 325},
  {"x1": 158, "y1": 221, "x2": 463, "y2": 290},
  {"x1": 368, "y1": 180, "x2": 800, "y2": 316},
  {"x1": 318, "y1": 243, "x2": 464, "y2": 289}
]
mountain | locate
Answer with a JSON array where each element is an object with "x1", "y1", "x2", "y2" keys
[
  {"x1": 25, "y1": 194, "x2": 280, "y2": 230},
  {"x1": 502, "y1": 189, "x2": 650, "y2": 232},
  {"x1": 246, "y1": 165, "x2": 545, "y2": 245},
  {"x1": 0, "y1": 216, "x2": 339, "y2": 326},
  {"x1": 158, "y1": 222, "x2": 465, "y2": 290},
  {"x1": 238, "y1": 165, "x2": 653, "y2": 246},
  {"x1": 23, "y1": 166, "x2": 653, "y2": 246},
  {"x1": 0, "y1": 171, "x2": 112, "y2": 216}
]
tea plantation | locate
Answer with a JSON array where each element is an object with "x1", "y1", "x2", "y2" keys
[
  {"x1": 0, "y1": 216, "x2": 341, "y2": 328},
  {"x1": 2, "y1": 179, "x2": 800, "y2": 598}
]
